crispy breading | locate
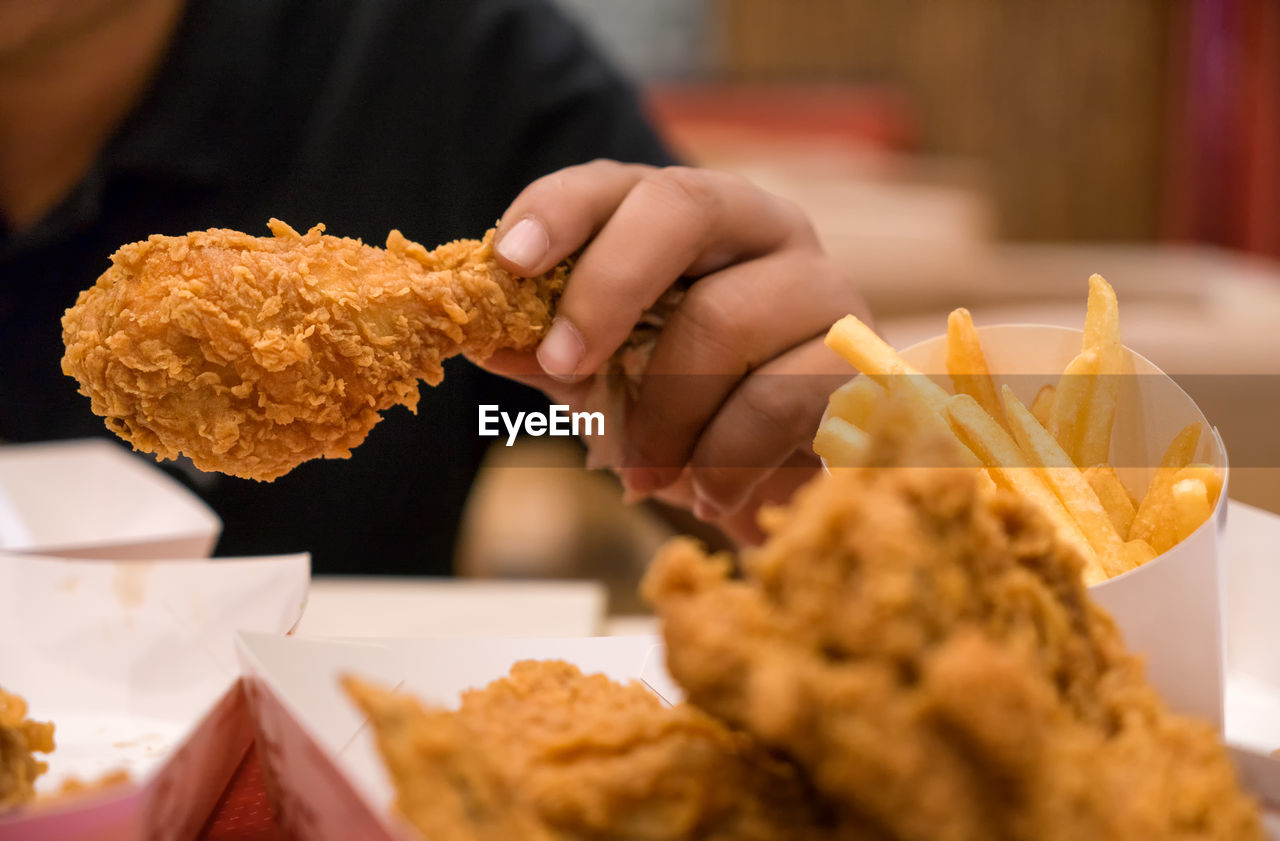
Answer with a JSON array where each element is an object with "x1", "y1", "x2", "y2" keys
[
  {"x1": 61, "y1": 220, "x2": 567, "y2": 480},
  {"x1": 0, "y1": 688, "x2": 55, "y2": 811},
  {"x1": 343, "y1": 660, "x2": 851, "y2": 841},
  {"x1": 644, "y1": 414, "x2": 1264, "y2": 841}
]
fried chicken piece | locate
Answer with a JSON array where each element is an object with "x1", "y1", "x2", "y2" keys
[
  {"x1": 0, "y1": 688, "x2": 55, "y2": 811},
  {"x1": 343, "y1": 660, "x2": 851, "y2": 841},
  {"x1": 61, "y1": 220, "x2": 568, "y2": 480},
  {"x1": 644, "y1": 413, "x2": 1263, "y2": 841}
]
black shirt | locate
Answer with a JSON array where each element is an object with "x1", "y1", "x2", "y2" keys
[{"x1": 0, "y1": 0, "x2": 670, "y2": 573}]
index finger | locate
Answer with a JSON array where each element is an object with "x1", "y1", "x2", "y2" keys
[
  {"x1": 502, "y1": 164, "x2": 817, "y2": 381},
  {"x1": 494, "y1": 159, "x2": 654, "y2": 277}
]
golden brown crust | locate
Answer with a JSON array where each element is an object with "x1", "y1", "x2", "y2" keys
[
  {"x1": 343, "y1": 660, "x2": 847, "y2": 841},
  {"x1": 644, "y1": 422, "x2": 1264, "y2": 841},
  {"x1": 61, "y1": 220, "x2": 567, "y2": 480},
  {"x1": 0, "y1": 689, "x2": 55, "y2": 811}
]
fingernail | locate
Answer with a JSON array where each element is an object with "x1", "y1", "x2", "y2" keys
[
  {"x1": 537, "y1": 317, "x2": 585, "y2": 383},
  {"x1": 496, "y1": 216, "x2": 549, "y2": 270}
]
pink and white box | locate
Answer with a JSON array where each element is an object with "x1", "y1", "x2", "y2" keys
[{"x1": 0, "y1": 552, "x2": 308, "y2": 841}]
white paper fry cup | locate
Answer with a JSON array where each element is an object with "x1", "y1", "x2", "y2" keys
[{"x1": 823, "y1": 324, "x2": 1229, "y2": 726}]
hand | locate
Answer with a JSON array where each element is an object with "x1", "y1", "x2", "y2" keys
[{"x1": 474, "y1": 160, "x2": 870, "y2": 543}]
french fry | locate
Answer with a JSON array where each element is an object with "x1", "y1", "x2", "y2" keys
[
  {"x1": 824, "y1": 270, "x2": 1218, "y2": 582},
  {"x1": 1174, "y1": 463, "x2": 1223, "y2": 509},
  {"x1": 826, "y1": 377, "x2": 885, "y2": 428},
  {"x1": 884, "y1": 378, "x2": 998, "y2": 494},
  {"x1": 822, "y1": 316, "x2": 995, "y2": 492},
  {"x1": 1132, "y1": 490, "x2": 1179, "y2": 554},
  {"x1": 1117, "y1": 538, "x2": 1157, "y2": 572},
  {"x1": 1029, "y1": 384, "x2": 1055, "y2": 428},
  {"x1": 1083, "y1": 465, "x2": 1137, "y2": 538},
  {"x1": 886, "y1": 377, "x2": 983, "y2": 468},
  {"x1": 824, "y1": 315, "x2": 951, "y2": 414},
  {"x1": 1001, "y1": 386, "x2": 1123, "y2": 569},
  {"x1": 1159, "y1": 423, "x2": 1203, "y2": 470},
  {"x1": 1170, "y1": 477, "x2": 1212, "y2": 545},
  {"x1": 1130, "y1": 423, "x2": 1202, "y2": 551},
  {"x1": 1082, "y1": 274, "x2": 1120, "y2": 349},
  {"x1": 946, "y1": 308, "x2": 1005, "y2": 428},
  {"x1": 824, "y1": 315, "x2": 914, "y2": 380},
  {"x1": 945, "y1": 394, "x2": 1105, "y2": 583},
  {"x1": 813, "y1": 416, "x2": 871, "y2": 467},
  {"x1": 1048, "y1": 348, "x2": 1099, "y2": 464},
  {"x1": 1076, "y1": 275, "x2": 1123, "y2": 466}
]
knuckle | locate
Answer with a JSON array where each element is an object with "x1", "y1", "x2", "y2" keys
[
  {"x1": 737, "y1": 374, "x2": 808, "y2": 441},
  {"x1": 671, "y1": 285, "x2": 747, "y2": 361},
  {"x1": 788, "y1": 249, "x2": 857, "y2": 311},
  {"x1": 583, "y1": 157, "x2": 625, "y2": 172},
  {"x1": 576, "y1": 158, "x2": 619, "y2": 180},
  {"x1": 777, "y1": 196, "x2": 818, "y2": 244},
  {"x1": 519, "y1": 170, "x2": 569, "y2": 206},
  {"x1": 526, "y1": 158, "x2": 618, "y2": 200},
  {"x1": 694, "y1": 465, "x2": 736, "y2": 496},
  {"x1": 693, "y1": 466, "x2": 753, "y2": 511},
  {"x1": 814, "y1": 254, "x2": 858, "y2": 304},
  {"x1": 645, "y1": 166, "x2": 723, "y2": 216}
]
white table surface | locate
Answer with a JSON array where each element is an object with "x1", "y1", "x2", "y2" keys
[
  {"x1": 294, "y1": 576, "x2": 607, "y2": 639},
  {"x1": 298, "y1": 502, "x2": 1280, "y2": 651}
]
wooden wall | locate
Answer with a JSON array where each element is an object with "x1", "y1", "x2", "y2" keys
[{"x1": 717, "y1": 0, "x2": 1175, "y2": 241}]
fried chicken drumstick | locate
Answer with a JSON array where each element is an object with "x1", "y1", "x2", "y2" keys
[
  {"x1": 343, "y1": 660, "x2": 845, "y2": 841},
  {"x1": 644, "y1": 410, "x2": 1264, "y2": 841},
  {"x1": 61, "y1": 220, "x2": 568, "y2": 480}
]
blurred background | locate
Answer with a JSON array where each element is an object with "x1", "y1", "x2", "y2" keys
[
  {"x1": 461, "y1": 0, "x2": 1280, "y2": 611},
  {"x1": 560, "y1": 0, "x2": 1278, "y2": 250}
]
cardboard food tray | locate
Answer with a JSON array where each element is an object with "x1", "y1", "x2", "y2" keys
[
  {"x1": 240, "y1": 525, "x2": 1280, "y2": 841},
  {"x1": 236, "y1": 634, "x2": 666, "y2": 841},
  {"x1": 0, "y1": 552, "x2": 308, "y2": 841},
  {"x1": 0, "y1": 440, "x2": 221, "y2": 560}
]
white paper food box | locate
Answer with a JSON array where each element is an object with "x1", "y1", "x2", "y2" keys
[
  {"x1": 1223, "y1": 501, "x2": 1280, "y2": 825},
  {"x1": 0, "y1": 440, "x2": 221, "y2": 560},
  {"x1": 0, "y1": 552, "x2": 308, "y2": 841},
  {"x1": 236, "y1": 633, "x2": 669, "y2": 841}
]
